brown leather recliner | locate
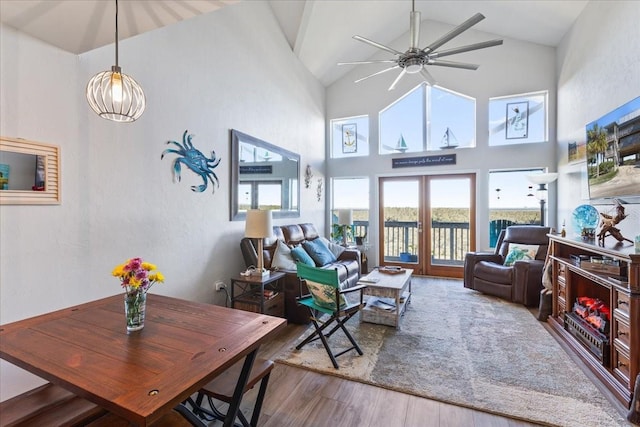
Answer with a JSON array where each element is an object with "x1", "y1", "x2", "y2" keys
[{"x1": 463, "y1": 225, "x2": 551, "y2": 307}]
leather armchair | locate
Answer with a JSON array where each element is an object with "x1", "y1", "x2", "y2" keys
[{"x1": 464, "y1": 225, "x2": 551, "y2": 307}]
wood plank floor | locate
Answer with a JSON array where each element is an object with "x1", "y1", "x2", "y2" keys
[{"x1": 202, "y1": 323, "x2": 543, "y2": 427}]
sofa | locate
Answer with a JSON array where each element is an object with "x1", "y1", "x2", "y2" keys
[
  {"x1": 240, "y1": 223, "x2": 361, "y2": 324},
  {"x1": 463, "y1": 225, "x2": 551, "y2": 307}
]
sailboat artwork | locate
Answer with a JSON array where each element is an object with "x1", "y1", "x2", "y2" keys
[
  {"x1": 439, "y1": 127, "x2": 459, "y2": 149},
  {"x1": 396, "y1": 134, "x2": 409, "y2": 152}
]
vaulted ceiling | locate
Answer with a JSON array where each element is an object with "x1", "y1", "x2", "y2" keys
[{"x1": 0, "y1": 0, "x2": 588, "y2": 86}]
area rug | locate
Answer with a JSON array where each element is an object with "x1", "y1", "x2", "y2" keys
[{"x1": 275, "y1": 278, "x2": 628, "y2": 426}]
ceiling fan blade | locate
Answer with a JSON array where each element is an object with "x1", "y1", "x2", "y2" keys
[
  {"x1": 429, "y1": 59, "x2": 479, "y2": 70},
  {"x1": 420, "y1": 68, "x2": 437, "y2": 85},
  {"x1": 354, "y1": 66, "x2": 400, "y2": 83},
  {"x1": 430, "y1": 39, "x2": 503, "y2": 58},
  {"x1": 389, "y1": 68, "x2": 407, "y2": 91},
  {"x1": 423, "y1": 13, "x2": 485, "y2": 53},
  {"x1": 410, "y1": 10, "x2": 421, "y2": 50},
  {"x1": 353, "y1": 35, "x2": 403, "y2": 56},
  {"x1": 338, "y1": 59, "x2": 398, "y2": 66}
]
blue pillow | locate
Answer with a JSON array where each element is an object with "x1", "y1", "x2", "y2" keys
[
  {"x1": 303, "y1": 239, "x2": 337, "y2": 267},
  {"x1": 290, "y1": 245, "x2": 315, "y2": 266}
]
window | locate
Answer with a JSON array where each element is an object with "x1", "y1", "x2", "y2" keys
[
  {"x1": 379, "y1": 84, "x2": 476, "y2": 154},
  {"x1": 330, "y1": 115, "x2": 369, "y2": 158},
  {"x1": 489, "y1": 91, "x2": 548, "y2": 146},
  {"x1": 239, "y1": 181, "x2": 289, "y2": 212},
  {"x1": 331, "y1": 177, "x2": 370, "y2": 243},
  {"x1": 379, "y1": 85, "x2": 425, "y2": 154},
  {"x1": 488, "y1": 169, "x2": 544, "y2": 246},
  {"x1": 429, "y1": 86, "x2": 476, "y2": 150}
]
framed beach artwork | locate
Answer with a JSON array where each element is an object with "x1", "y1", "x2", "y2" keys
[
  {"x1": 568, "y1": 140, "x2": 587, "y2": 164},
  {"x1": 506, "y1": 101, "x2": 529, "y2": 139},
  {"x1": 341, "y1": 124, "x2": 357, "y2": 153}
]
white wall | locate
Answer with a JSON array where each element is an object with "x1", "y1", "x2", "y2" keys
[
  {"x1": 0, "y1": 1, "x2": 325, "y2": 400},
  {"x1": 326, "y1": 20, "x2": 557, "y2": 255},
  {"x1": 556, "y1": 1, "x2": 640, "y2": 239}
]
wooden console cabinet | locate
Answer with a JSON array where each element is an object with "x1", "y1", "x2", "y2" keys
[{"x1": 548, "y1": 234, "x2": 639, "y2": 409}]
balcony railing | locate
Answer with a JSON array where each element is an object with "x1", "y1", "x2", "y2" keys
[{"x1": 352, "y1": 220, "x2": 470, "y2": 265}]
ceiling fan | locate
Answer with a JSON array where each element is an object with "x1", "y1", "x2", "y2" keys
[{"x1": 338, "y1": 0, "x2": 503, "y2": 90}]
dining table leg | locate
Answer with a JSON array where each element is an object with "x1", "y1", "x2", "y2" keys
[{"x1": 223, "y1": 348, "x2": 258, "y2": 427}]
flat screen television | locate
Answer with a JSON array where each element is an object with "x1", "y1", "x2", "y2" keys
[{"x1": 586, "y1": 96, "x2": 640, "y2": 205}]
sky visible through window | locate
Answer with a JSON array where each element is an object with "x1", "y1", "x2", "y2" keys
[
  {"x1": 379, "y1": 84, "x2": 476, "y2": 154},
  {"x1": 490, "y1": 169, "x2": 544, "y2": 209}
]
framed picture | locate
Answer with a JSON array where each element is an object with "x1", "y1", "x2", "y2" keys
[
  {"x1": 568, "y1": 140, "x2": 587, "y2": 164},
  {"x1": 0, "y1": 163, "x2": 9, "y2": 190},
  {"x1": 505, "y1": 101, "x2": 529, "y2": 139},
  {"x1": 341, "y1": 124, "x2": 357, "y2": 153}
]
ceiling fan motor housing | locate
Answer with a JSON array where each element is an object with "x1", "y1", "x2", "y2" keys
[{"x1": 399, "y1": 52, "x2": 427, "y2": 73}]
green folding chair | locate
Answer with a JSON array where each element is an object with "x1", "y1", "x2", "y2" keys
[{"x1": 296, "y1": 263, "x2": 367, "y2": 369}]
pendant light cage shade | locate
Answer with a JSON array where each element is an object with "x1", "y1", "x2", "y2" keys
[{"x1": 86, "y1": 66, "x2": 146, "y2": 123}]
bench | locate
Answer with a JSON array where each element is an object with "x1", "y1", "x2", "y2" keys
[
  {"x1": 85, "y1": 409, "x2": 194, "y2": 426},
  {"x1": 0, "y1": 383, "x2": 106, "y2": 427}
]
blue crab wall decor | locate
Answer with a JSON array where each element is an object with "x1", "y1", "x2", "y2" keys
[{"x1": 161, "y1": 130, "x2": 221, "y2": 193}]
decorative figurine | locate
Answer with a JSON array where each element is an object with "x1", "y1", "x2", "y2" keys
[
  {"x1": 597, "y1": 199, "x2": 633, "y2": 246},
  {"x1": 304, "y1": 165, "x2": 313, "y2": 189},
  {"x1": 316, "y1": 178, "x2": 323, "y2": 202},
  {"x1": 161, "y1": 130, "x2": 221, "y2": 193}
]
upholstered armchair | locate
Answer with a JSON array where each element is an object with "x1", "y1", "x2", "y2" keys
[{"x1": 464, "y1": 225, "x2": 551, "y2": 307}]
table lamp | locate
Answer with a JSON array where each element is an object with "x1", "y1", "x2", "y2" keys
[
  {"x1": 338, "y1": 209, "x2": 353, "y2": 246},
  {"x1": 245, "y1": 209, "x2": 273, "y2": 278}
]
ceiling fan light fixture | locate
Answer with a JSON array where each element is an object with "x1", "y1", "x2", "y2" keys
[
  {"x1": 404, "y1": 59, "x2": 423, "y2": 74},
  {"x1": 86, "y1": 0, "x2": 145, "y2": 123}
]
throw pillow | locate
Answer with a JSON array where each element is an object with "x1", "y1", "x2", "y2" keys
[
  {"x1": 290, "y1": 245, "x2": 315, "y2": 266},
  {"x1": 271, "y1": 240, "x2": 297, "y2": 271},
  {"x1": 504, "y1": 243, "x2": 539, "y2": 266},
  {"x1": 320, "y1": 237, "x2": 346, "y2": 258},
  {"x1": 305, "y1": 278, "x2": 346, "y2": 311},
  {"x1": 303, "y1": 238, "x2": 337, "y2": 267}
]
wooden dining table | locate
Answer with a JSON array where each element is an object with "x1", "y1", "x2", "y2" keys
[{"x1": 0, "y1": 294, "x2": 287, "y2": 426}]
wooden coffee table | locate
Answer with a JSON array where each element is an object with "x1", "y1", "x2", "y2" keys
[{"x1": 359, "y1": 268, "x2": 413, "y2": 329}]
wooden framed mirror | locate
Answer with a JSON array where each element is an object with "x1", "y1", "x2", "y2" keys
[
  {"x1": 230, "y1": 129, "x2": 300, "y2": 221},
  {"x1": 0, "y1": 136, "x2": 61, "y2": 205}
]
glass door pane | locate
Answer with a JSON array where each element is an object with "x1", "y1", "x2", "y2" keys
[
  {"x1": 429, "y1": 177, "x2": 471, "y2": 269},
  {"x1": 380, "y1": 178, "x2": 420, "y2": 265}
]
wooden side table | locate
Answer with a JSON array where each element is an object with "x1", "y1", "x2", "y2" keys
[{"x1": 230, "y1": 271, "x2": 286, "y2": 317}]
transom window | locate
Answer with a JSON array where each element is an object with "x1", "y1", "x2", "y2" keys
[
  {"x1": 330, "y1": 115, "x2": 369, "y2": 158},
  {"x1": 379, "y1": 83, "x2": 476, "y2": 154},
  {"x1": 488, "y1": 91, "x2": 548, "y2": 146}
]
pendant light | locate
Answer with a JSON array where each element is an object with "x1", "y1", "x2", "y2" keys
[{"x1": 86, "y1": 0, "x2": 145, "y2": 122}]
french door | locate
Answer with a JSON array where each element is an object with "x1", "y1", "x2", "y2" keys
[{"x1": 378, "y1": 174, "x2": 476, "y2": 278}]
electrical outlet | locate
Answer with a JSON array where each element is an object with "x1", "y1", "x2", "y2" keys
[{"x1": 215, "y1": 281, "x2": 226, "y2": 291}]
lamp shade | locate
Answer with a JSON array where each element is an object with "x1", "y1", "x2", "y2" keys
[
  {"x1": 86, "y1": 67, "x2": 146, "y2": 122},
  {"x1": 526, "y1": 173, "x2": 558, "y2": 185},
  {"x1": 85, "y1": 0, "x2": 146, "y2": 123},
  {"x1": 338, "y1": 209, "x2": 353, "y2": 225},
  {"x1": 245, "y1": 210, "x2": 273, "y2": 238}
]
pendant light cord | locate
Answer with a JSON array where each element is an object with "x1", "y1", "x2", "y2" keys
[{"x1": 114, "y1": 0, "x2": 119, "y2": 68}]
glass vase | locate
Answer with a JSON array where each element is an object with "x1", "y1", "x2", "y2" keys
[{"x1": 124, "y1": 292, "x2": 146, "y2": 332}]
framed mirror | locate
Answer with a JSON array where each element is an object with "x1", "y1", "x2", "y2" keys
[
  {"x1": 0, "y1": 136, "x2": 61, "y2": 205},
  {"x1": 230, "y1": 129, "x2": 300, "y2": 221}
]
